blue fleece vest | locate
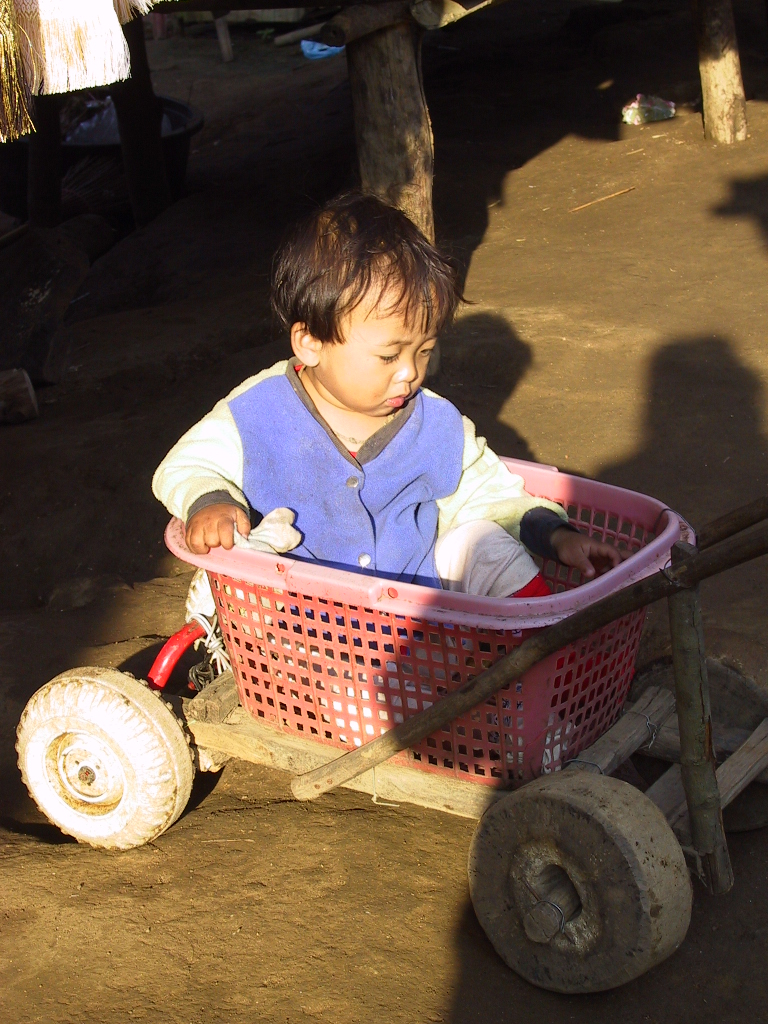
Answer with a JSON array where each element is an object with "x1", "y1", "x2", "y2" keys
[{"x1": 228, "y1": 372, "x2": 464, "y2": 585}]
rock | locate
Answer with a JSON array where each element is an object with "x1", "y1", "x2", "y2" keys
[{"x1": 0, "y1": 368, "x2": 38, "y2": 424}]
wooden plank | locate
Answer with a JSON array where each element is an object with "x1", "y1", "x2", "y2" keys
[
  {"x1": 667, "y1": 541, "x2": 732, "y2": 893},
  {"x1": 647, "y1": 763, "x2": 686, "y2": 821},
  {"x1": 634, "y1": 706, "x2": 768, "y2": 787},
  {"x1": 186, "y1": 707, "x2": 504, "y2": 819},
  {"x1": 715, "y1": 718, "x2": 768, "y2": 807},
  {"x1": 566, "y1": 685, "x2": 676, "y2": 776},
  {"x1": 183, "y1": 670, "x2": 240, "y2": 724},
  {"x1": 647, "y1": 719, "x2": 768, "y2": 854}
]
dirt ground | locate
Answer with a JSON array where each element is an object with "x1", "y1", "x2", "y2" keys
[{"x1": 4, "y1": 1, "x2": 768, "y2": 1020}]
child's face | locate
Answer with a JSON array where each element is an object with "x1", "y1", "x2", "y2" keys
[{"x1": 292, "y1": 291, "x2": 437, "y2": 419}]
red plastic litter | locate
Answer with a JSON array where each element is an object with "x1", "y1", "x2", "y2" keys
[{"x1": 166, "y1": 459, "x2": 689, "y2": 786}]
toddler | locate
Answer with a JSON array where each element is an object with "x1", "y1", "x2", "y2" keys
[{"x1": 153, "y1": 193, "x2": 622, "y2": 598}]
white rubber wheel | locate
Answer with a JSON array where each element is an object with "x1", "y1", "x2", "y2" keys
[
  {"x1": 469, "y1": 772, "x2": 692, "y2": 993},
  {"x1": 17, "y1": 668, "x2": 195, "y2": 850}
]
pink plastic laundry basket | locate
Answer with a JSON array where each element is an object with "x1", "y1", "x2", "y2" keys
[{"x1": 166, "y1": 459, "x2": 690, "y2": 785}]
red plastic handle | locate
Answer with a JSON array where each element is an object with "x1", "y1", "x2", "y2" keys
[{"x1": 147, "y1": 621, "x2": 205, "y2": 690}]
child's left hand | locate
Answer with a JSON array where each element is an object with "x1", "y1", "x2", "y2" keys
[{"x1": 550, "y1": 527, "x2": 628, "y2": 579}]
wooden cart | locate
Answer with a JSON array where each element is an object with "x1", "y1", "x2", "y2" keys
[{"x1": 16, "y1": 487, "x2": 768, "y2": 992}]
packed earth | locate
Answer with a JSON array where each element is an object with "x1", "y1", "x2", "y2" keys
[{"x1": 3, "y1": 0, "x2": 768, "y2": 1020}]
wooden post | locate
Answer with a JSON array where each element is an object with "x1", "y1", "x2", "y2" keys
[
  {"x1": 668, "y1": 541, "x2": 734, "y2": 893},
  {"x1": 27, "y1": 94, "x2": 61, "y2": 228},
  {"x1": 214, "y1": 17, "x2": 234, "y2": 62},
  {"x1": 110, "y1": 17, "x2": 171, "y2": 226},
  {"x1": 692, "y1": 0, "x2": 747, "y2": 143},
  {"x1": 346, "y1": 21, "x2": 435, "y2": 241}
]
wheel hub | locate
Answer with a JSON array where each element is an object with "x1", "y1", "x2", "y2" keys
[{"x1": 45, "y1": 731, "x2": 126, "y2": 814}]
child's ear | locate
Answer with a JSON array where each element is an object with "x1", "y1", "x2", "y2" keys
[{"x1": 290, "y1": 323, "x2": 323, "y2": 366}]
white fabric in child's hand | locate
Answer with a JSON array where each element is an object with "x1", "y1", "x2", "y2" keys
[{"x1": 233, "y1": 507, "x2": 302, "y2": 554}]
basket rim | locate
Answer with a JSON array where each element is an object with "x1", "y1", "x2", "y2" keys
[{"x1": 165, "y1": 459, "x2": 690, "y2": 630}]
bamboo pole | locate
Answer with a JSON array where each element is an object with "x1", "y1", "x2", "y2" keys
[
  {"x1": 668, "y1": 541, "x2": 733, "y2": 893},
  {"x1": 291, "y1": 515, "x2": 768, "y2": 801}
]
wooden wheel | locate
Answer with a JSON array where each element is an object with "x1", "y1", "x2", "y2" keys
[{"x1": 468, "y1": 772, "x2": 692, "y2": 993}]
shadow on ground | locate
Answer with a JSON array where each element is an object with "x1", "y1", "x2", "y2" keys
[{"x1": 446, "y1": 334, "x2": 768, "y2": 1024}]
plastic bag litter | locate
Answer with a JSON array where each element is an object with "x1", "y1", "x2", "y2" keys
[
  {"x1": 301, "y1": 39, "x2": 345, "y2": 59},
  {"x1": 621, "y1": 94, "x2": 676, "y2": 126}
]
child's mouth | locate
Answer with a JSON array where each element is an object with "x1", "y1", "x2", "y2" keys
[{"x1": 385, "y1": 396, "x2": 407, "y2": 408}]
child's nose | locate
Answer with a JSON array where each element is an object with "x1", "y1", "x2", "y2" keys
[{"x1": 395, "y1": 358, "x2": 418, "y2": 383}]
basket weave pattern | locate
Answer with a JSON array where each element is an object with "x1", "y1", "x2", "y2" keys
[{"x1": 209, "y1": 497, "x2": 653, "y2": 785}]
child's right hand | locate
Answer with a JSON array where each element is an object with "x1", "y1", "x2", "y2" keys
[{"x1": 185, "y1": 503, "x2": 251, "y2": 554}]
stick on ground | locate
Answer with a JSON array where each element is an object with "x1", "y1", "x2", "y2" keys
[{"x1": 569, "y1": 187, "x2": 635, "y2": 213}]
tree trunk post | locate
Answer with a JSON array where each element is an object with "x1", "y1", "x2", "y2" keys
[
  {"x1": 346, "y1": 21, "x2": 435, "y2": 241},
  {"x1": 668, "y1": 541, "x2": 734, "y2": 893},
  {"x1": 27, "y1": 94, "x2": 61, "y2": 228},
  {"x1": 110, "y1": 17, "x2": 171, "y2": 226},
  {"x1": 693, "y1": 0, "x2": 747, "y2": 143}
]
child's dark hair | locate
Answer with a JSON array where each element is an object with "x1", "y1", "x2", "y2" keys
[{"x1": 271, "y1": 192, "x2": 463, "y2": 343}]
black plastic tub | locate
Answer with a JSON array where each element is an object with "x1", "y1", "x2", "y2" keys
[{"x1": 0, "y1": 95, "x2": 204, "y2": 221}]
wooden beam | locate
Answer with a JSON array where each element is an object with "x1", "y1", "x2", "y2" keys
[
  {"x1": 214, "y1": 16, "x2": 234, "y2": 61},
  {"x1": 274, "y1": 21, "x2": 327, "y2": 45},
  {"x1": 410, "y1": 0, "x2": 494, "y2": 30},
  {"x1": 320, "y1": 2, "x2": 409, "y2": 46},
  {"x1": 647, "y1": 719, "x2": 768, "y2": 846},
  {"x1": 184, "y1": 706, "x2": 506, "y2": 818},
  {"x1": 667, "y1": 541, "x2": 733, "y2": 894},
  {"x1": 184, "y1": 670, "x2": 240, "y2": 723},
  {"x1": 346, "y1": 21, "x2": 435, "y2": 240},
  {"x1": 159, "y1": 0, "x2": 353, "y2": 10},
  {"x1": 692, "y1": 0, "x2": 747, "y2": 143},
  {"x1": 633, "y1": 703, "x2": 768, "y2": 788},
  {"x1": 110, "y1": 17, "x2": 171, "y2": 226},
  {"x1": 697, "y1": 497, "x2": 768, "y2": 550},
  {"x1": 716, "y1": 718, "x2": 768, "y2": 806},
  {"x1": 564, "y1": 686, "x2": 676, "y2": 777}
]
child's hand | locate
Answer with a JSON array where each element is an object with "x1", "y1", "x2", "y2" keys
[
  {"x1": 185, "y1": 503, "x2": 251, "y2": 555},
  {"x1": 550, "y1": 527, "x2": 628, "y2": 580}
]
